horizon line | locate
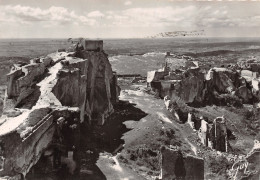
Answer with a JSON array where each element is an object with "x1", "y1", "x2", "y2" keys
[{"x1": 1, "y1": 36, "x2": 260, "y2": 40}]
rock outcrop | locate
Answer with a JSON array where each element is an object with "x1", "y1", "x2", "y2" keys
[
  {"x1": 147, "y1": 53, "x2": 260, "y2": 107},
  {"x1": 0, "y1": 40, "x2": 120, "y2": 179}
]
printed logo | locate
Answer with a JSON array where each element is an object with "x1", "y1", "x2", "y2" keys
[{"x1": 230, "y1": 151, "x2": 259, "y2": 180}]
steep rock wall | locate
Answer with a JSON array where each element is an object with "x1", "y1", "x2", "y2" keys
[
  {"x1": 76, "y1": 50, "x2": 117, "y2": 125},
  {"x1": 175, "y1": 68, "x2": 205, "y2": 105},
  {"x1": 0, "y1": 44, "x2": 120, "y2": 179},
  {"x1": 52, "y1": 51, "x2": 119, "y2": 125}
]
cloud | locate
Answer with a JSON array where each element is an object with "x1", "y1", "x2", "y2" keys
[
  {"x1": 1, "y1": 3, "x2": 260, "y2": 38},
  {"x1": 0, "y1": 5, "x2": 96, "y2": 25},
  {"x1": 193, "y1": 6, "x2": 260, "y2": 28},
  {"x1": 106, "y1": 6, "x2": 196, "y2": 27},
  {"x1": 124, "y1": 1, "x2": 132, "y2": 6},
  {"x1": 87, "y1": 11, "x2": 104, "y2": 18},
  {"x1": 105, "y1": 5, "x2": 260, "y2": 29},
  {"x1": 1, "y1": 4, "x2": 259, "y2": 29}
]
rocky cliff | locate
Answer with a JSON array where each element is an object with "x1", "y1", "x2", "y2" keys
[{"x1": 0, "y1": 40, "x2": 120, "y2": 179}]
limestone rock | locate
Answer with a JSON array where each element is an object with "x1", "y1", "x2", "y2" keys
[
  {"x1": 175, "y1": 68, "x2": 205, "y2": 105},
  {"x1": 148, "y1": 62, "x2": 258, "y2": 107},
  {"x1": 0, "y1": 40, "x2": 119, "y2": 179},
  {"x1": 207, "y1": 68, "x2": 239, "y2": 94},
  {"x1": 74, "y1": 50, "x2": 119, "y2": 125}
]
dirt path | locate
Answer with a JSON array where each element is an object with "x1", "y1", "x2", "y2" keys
[{"x1": 157, "y1": 112, "x2": 197, "y2": 155}]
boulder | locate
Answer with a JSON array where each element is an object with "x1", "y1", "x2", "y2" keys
[{"x1": 208, "y1": 68, "x2": 239, "y2": 94}]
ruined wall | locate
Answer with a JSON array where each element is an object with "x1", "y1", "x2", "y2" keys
[
  {"x1": 0, "y1": 108, "x2": 55, "y2": 177},
  {"x1": 81, "y1": 40, "x2": 103, "y2": 51},
  {"x1": 188, "y1": 115, "x2": 228, "y2": 152},
  {"x1": 209, "y1": 117, "x2": 228, "y2": 152},
  {"x1": 160, "y1": 146, "x2": 204, "y2": 180},
  {"x1": 5, "y1": 56, "x2": 53, "y2": 109}
]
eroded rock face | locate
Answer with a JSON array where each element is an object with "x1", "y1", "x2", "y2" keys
[
  {"x1": 148, "y1": 59, "x2": 259, "y2": 107},
  {"x1": 52, "y1": 51, "x2": 119, "y2": 125},
  {"x1": 207, "y1": 68, "x2": 239, "y2": 93},
  {"x1": 0, "y1": 40, "x2": 120, "y2": 179},
  {"x1": 160, "y1": 146, "x2": 204, "y2": 180},
  {"x1": 175, "y1": 68, "x2": 205, "y2": 105},
  {"x1": 74, "y1": 50, "x2": 119, "y2": 125}
]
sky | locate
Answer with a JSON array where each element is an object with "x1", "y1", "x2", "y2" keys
[{"x1": 0, "y1": 0, "x2": 260, "y2": 38}]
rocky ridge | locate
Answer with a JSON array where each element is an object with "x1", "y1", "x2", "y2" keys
[{"x1": 147, "y1": 30, "x2": 205, "y2": 38}]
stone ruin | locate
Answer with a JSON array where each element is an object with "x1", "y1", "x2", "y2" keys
[
  {"x1": 196, "y1": 115, "x2": 228, "y2": 152},
  {"x1": 0, "y1": 39, "x2": 120, "y2": 179},
  {"x1": 67, "y1": 39, "x2": 103, "y2": 52},
  {"x1": 156, "y1": 52, "x2": 245, "y2": 153},
  {"x1": 148, "y1": 52, "x2": 260, "y2": 107},
  {"x1": 187, "y1": 113, "x2": 229, "y2": 152}
]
